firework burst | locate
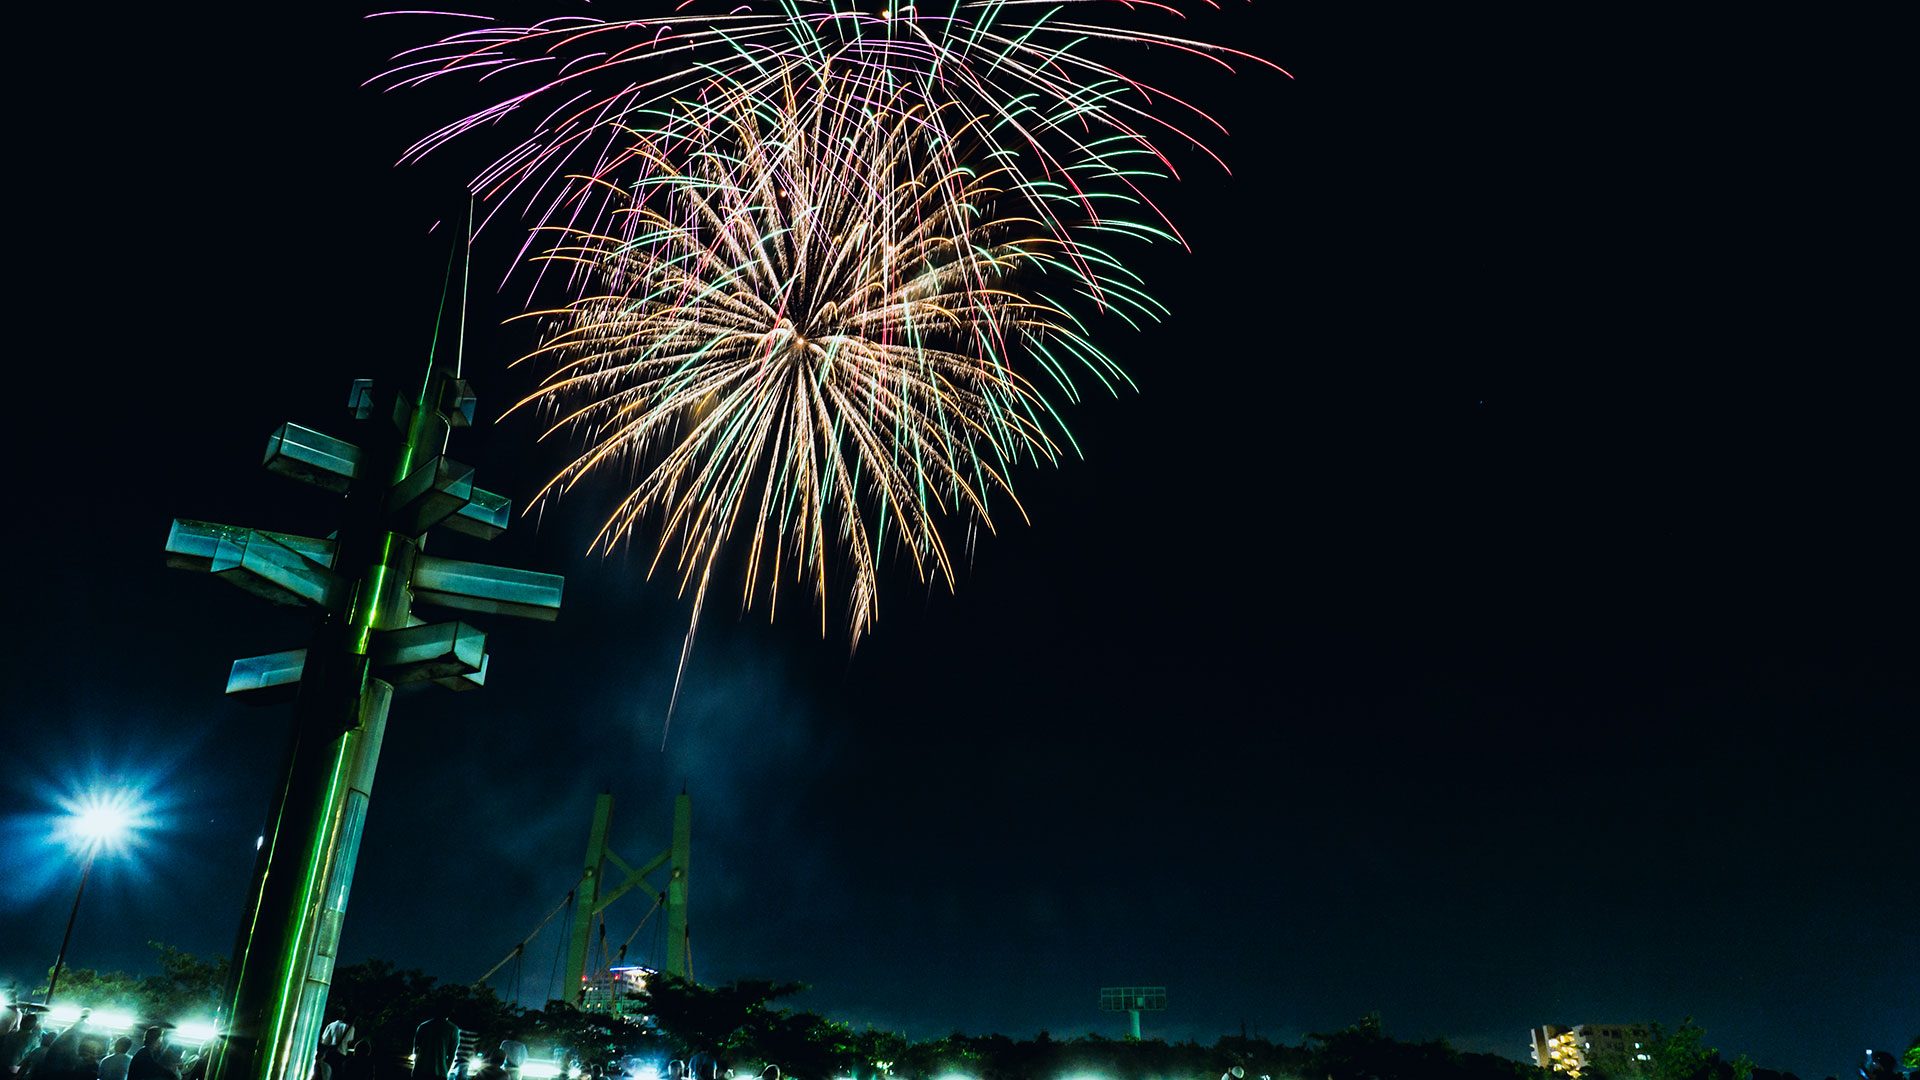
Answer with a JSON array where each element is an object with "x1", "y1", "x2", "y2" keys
[{"x1": 511, "y1": 74, "x2": 1161, "y2": 665}]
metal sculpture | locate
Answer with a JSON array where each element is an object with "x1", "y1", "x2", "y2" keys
[{"x1": 167, "y1": 366, "x2": 562, "y2": 1080}]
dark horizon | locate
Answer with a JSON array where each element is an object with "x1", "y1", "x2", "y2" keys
[{"x1": 3, "y1": 5, "x2": 1912, "y2": 1079}]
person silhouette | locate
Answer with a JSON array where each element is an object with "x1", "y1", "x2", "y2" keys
[
  {"x1": 100, "y1": 1037, "x2": 135, "y2": 1080},
  {"x1": 411, "y1": 1019, "x2": 457, "y2": 1080},
  {"x1": 2, "y1": 1009, "x2": 44, "y2": 1076},
  {"x1": 127, "y1": 1028, "x2": 177, "y2": 1080}
]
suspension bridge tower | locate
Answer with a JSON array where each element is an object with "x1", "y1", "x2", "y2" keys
[{"x1": 564, "y1": 792, "x2": 694, "y2": 1001}]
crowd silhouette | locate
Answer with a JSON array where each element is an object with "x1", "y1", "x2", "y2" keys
[{"x1": 2, "y1": 1008, "x2": 233, "y2": 1080}]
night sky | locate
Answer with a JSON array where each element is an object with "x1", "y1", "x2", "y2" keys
[{"x1": 3, "y1": 7, "x2": 1913, "y2": 1080}]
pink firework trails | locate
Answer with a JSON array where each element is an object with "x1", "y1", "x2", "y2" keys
[{"x1": 369, "y1": 0, "x2": 1288, "y2": 296}]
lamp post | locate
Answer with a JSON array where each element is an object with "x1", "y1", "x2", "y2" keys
[{"x1": 46, "y1": 793, "x2": 142, "y2": 1006}]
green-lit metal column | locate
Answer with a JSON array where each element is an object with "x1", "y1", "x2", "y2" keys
[
  {"x1": 664, "y1": 794, "x2": 691, "y2": 981},
  {"x1": 289, "y1": 678, "x2": 391, "y2": 1070},
  {"x1": 178, "y1": 366, "x2": 564, "y2": 1080},
  {"x1": 565, "y1": 795, "x2": 614, "y2": 1004},
  {"x1": 216, "y1": 384, "x2": 430, "y2": 1080}
]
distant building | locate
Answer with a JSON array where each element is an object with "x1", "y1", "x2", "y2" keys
[
  {"x1": 582, "y1": 965, "x2": 654, "y2": 1021},
  {"x1": 1529, "y1": 1024, "x2": 1654, "y2": 1076}
]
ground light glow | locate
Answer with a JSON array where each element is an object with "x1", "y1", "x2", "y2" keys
[
  {"x1": 40, "y1": 1007, "x2": 191, "y2": 1035},
  {"x1": 46, "y1": 1006, "x2": 125, "y2": 1028},
  {"x1": 176, "y1": 1021, "x2": 221, "y2": 1043}
]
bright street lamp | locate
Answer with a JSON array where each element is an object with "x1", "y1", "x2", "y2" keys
[{"x1": 46, "y1": 789, "x2": 149, "y2": 1006}]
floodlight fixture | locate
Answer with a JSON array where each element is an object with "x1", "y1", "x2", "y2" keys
[
  {"x1": 55, "y1": 788, "x2": 152, "y2": 857},
  {"x1": 44, "y1": 787, "x2": 154, "y2": 1006}
]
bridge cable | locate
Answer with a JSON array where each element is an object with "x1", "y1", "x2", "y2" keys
[
  {"x1": 547, "y1": 889, "x2": 575, "y2": 1004},
  {"x1": 474, "y1": 874, "x2": 587, "y2": 986},
  {"x1": 617, "y1": 894, "x2": 665, "y2": 957}
]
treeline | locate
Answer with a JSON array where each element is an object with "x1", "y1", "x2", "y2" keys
[
  {"x1": 22, "y1": 944, "x2": 228, "y2": 1020},
  {"x1": 34, "y1": 949, "x2": 1860, "y2": 1080},
  {"x1": 322, "y1": 970, "x2": 1539, "y2": 1080},
  {"x1": 316, "y1": 969, "x2": 1882, "y2": 1080}
]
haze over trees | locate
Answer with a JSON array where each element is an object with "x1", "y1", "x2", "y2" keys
[{"x1": 29, "y1": 943, "x2": 227, "y2": 1019}]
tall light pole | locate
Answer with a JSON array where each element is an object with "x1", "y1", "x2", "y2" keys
[{"x1": 46, "y1": 792, "x2": 144, "y2": 1006}]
